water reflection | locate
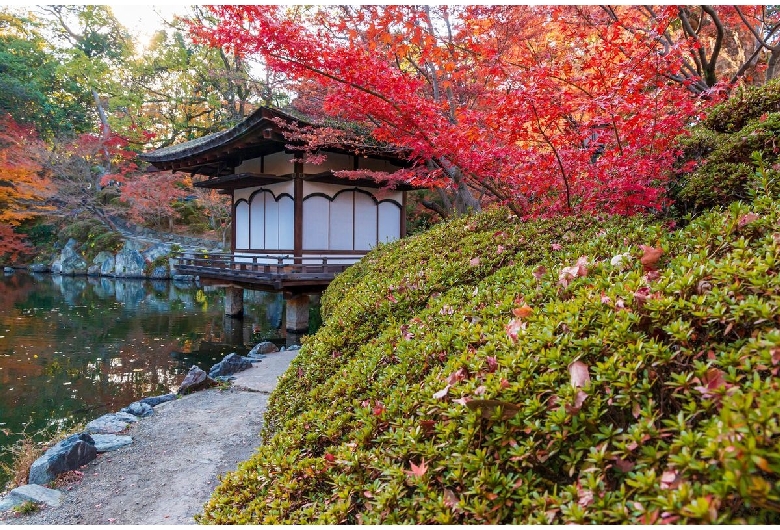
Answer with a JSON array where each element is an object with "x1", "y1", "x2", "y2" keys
[{"x1": 0, "y1": 272, "x2": 295, "y2": 487}]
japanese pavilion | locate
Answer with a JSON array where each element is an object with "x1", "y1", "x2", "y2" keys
[{"x1": 140, "y1": 107, "x2": 413, "y2": 332}]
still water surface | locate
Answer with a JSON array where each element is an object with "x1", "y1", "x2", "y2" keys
[{"x1": 0, "y1": 271, "x2": 293, "y2": 486}]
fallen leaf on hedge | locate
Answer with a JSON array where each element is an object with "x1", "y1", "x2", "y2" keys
[
  {"x1": 696, "y1": 280, "x2": 712, "y2": 294},
  {"x1": 610, "y1": 252, "x2": 630, "y2": 268},
  {"x1": 324, "y1": 452, "x2": 335, "y2": 463},
  {"x1": 568, "y1": 360, "x2": 590, "y2": 388},
  {"x1": 443, "y1": 489, "x2": 461, "y2": 511},
  {"x1": 639, "y1": 244, "x2": 663, "y2": 271},
  {"x1": 577, "y1": 484, "x2": 594, "y2": 507},
  {"x1": 433, "y1": 385, "x2": 450, "y2": 400},
  {"x1": 614, "y1": 457, "x2": 635, "y2": 472},
  {"x1": 387, "y1": 293, "x2": 398, "y2": 303},
  {"x1": 363, "y1": 490, "x2": 373, "y2": 498},
  {"x1": 512, "y1": 305, "x2": 533, "y2": 318},
  {"x1": 469, "y1": 257, "x2": 480, "y2": 266},
  {"x1": 532, "y1": 265, "x2": 547, "y2": 280},
  {"x1": 474, "y1": 385, "x2": 487, "y2": 395},
  {"x1": 486, "y1": 356, "x2": 498, "y2": 373},
  {"x1": 419, "y1": 420, "x2": 436, "y2": 434},
  {"x1": 634, "y1": 286, "x2": 651, "y2": 306},
  {"x1": 406, "y1": 459, "x2": 428, "y2": 478},
  {"x1": 551, "y1": 243, "x2": 562, "y2": 251},
  {"x1": 447, "y1": 367, "x2": 468, "y2": 385},
  {"x1": 566, "y1": 390, "x2": 589, "y2": 414},
  {"x1": 466, "y1": 399, "x2": 521, "y2": 420},
  {"x1": 505, "y1": 318, "x2": 526, "y2": 342},
  {"x1": 771, "y1": 348, "x2": 780, "y2": 366},
  {"x1": 558, "y1": 256, "x2": 588, "y2": 287},
  {"x1": 660, "y1": 470, "x2": 680, "y2": 490},
  {"x1": 694, "y1": 368, "x2": 729, "y2": 398},
  {"x1": 738, "y1": 212, "x2": 759, "y2": 227},
  {"x1": 497, "y1": 244, "x2": 505, "y2": 254}
]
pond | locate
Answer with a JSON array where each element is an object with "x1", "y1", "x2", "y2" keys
[{"x1": 0, "y1": 271, "x2": 302, "y2": 487}]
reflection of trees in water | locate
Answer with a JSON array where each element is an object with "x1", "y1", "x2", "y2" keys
[{"x1": 0, "y1": 273, "x2": 287, "y2": 483}]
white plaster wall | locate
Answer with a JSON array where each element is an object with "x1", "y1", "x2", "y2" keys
[
  {"x1": 234, "y1": 181, "x2": 293, "y2": 202},
  {"x1": 302, "y1": 195, "x2": 330, "y2": 250},
  {"x1": 235, "y1": 202, "x2": 249, "y2": 249},
  {"x1": 303, "y1": 151, "x2": 353, "y2": 174},
  {"x1": 329, "y1": 192, "x2": 354, "y2": 250},
  {"x1": 235, "y1": 157, "x2": 262, "y2": 174},
  {"x1": 378, "y1": 201, "x2": 401, "y2": 242},
  {"x1": 249, "y1": 196, "x2": 265, "y2": 249},
  {"x1": 264, "y1": 151, "x2": 294, "y2": 175},
  {"x1": 302, "y1": 181, "x2": 402, "y2": 204},
  {"x1": 354, "y1": 192, "x2": 378, "y2": 250},
  {"x1": 278, "y1": 196, "x2": 294, "y2": 249}
]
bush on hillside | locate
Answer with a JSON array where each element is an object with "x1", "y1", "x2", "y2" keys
[
  {"x1": 198, "y1": 168, "x2": 780, "y2": 523},
  {"x1": 673, "y1": 80, "x2": 780, "y2": 214}
]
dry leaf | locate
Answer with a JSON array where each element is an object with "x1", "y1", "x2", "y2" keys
[
  {"x1": 433, "y1": 385, "x2": 451, "y2": 400},
  {"x1": 639, "y1": 244, "x2": 663, "y2": 272},
  {"x1": 558, "y1": 256, "x2": 588, "y2": 287},
  {"x1": 512, "y1": 305, "x2": 533, "y2": 318},
  {"x1": 446, "y1": 367, "x2": 468, "y2": 385},
  {"x1": 568, "y1": 360, "x2": 590, "y2": 388},
  {"x1": 406, "y1": 459, "x2": 428, "y2": 478},
  {"x1": 532, "y1": 265, "x2": 547, "y2": 280},
  {"x1": 614, "y1": 458, "x2": 635, "y2": 472},
  {"x1": 485, "y1": 356, "x2": 498, "y2": 373},
  {"x1": 660, "y1": 469, "x2": 680, "y2": 490},
  {"x1": 469, "y1": 257, "x2": 480, "y2": 267},
  {"x1": 443, "y1": 489, "x2": 461, "y2": 512},
  {"x1": 505, "y1": 318, "x2": 526, "y2": 342},
  {"x1": 696, "y1": 280, "x2": 712, "y2": 295},
  {"x1": 738, "y1": 212, "x2": 759, "y2": 227}
]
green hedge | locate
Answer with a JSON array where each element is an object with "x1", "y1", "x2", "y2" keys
[
  {"x1": 198, "y1": 182, "x2": 780, "y2": 523},
  {"x1": 673, "y1": 80, "x2": 780, "y2": 213}
]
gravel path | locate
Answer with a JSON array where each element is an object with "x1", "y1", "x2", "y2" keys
[{"x1": 0, "y1": 351, "x2": 297, "y2": 525}]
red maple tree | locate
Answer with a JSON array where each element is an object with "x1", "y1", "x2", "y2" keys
[{"x1": 190, "y1": 6, "x2": 766, "y2": 217}]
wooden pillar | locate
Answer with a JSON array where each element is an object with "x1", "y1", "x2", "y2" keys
[
  {"x1": 285, "y1": 294, "x2": 309, "y2": 333},
  {"x1": 224, "y1": 286, "x2": 244, "y2": 318},
  {"x1": 230, "y1": 190, "x2": 236, "y2": 253},
  {"x1": 401, "y1": 190, "x2": 407, "y2": 237},
  {"x1": 294, "y1": 161, "x2": 303, "y2": 264}
]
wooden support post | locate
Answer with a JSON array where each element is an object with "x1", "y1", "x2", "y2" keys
[
  {"x1": 285, "y1": 294, "x2": 309, "y2": 333},
  {"x1": 224, "y1": 286, "x2": 244, "y2": 318}
]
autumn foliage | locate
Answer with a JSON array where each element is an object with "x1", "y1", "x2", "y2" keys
[
  {"x1": 189, "y1": 5, "x2": 773, "y2": 217},
  {"x1": 0, "y1": 115, "x2": 52, "y2": 260}
]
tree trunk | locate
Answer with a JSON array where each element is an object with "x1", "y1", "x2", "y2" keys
[{"x1": 91, "y1": 88, "x2": 111, "y2": 188}]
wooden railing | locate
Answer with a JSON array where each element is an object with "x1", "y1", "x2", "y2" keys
[{"x1": 173, "y1": 252, "x2": 355, "y2": 287}]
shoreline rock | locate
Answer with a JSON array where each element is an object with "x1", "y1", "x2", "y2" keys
[{"x1": 28, "y1": 434, "x2": 97, "y2": 486}]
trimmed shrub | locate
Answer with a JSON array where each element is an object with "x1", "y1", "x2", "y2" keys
[
  {"x1": 198, "y1": 183, "x2": 780, "y2": 523},
  {"x1": 674, "y1": 81, "x2": 780, "y2": 213}
]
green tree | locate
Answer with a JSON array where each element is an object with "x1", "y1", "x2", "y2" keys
[{"x1": 0, "y1": 9, "x2": 92, "y2": 138}]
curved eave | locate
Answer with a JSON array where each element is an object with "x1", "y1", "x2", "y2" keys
[{"x1": 138, "y1": 107, "x2": 301, "y2": 177}]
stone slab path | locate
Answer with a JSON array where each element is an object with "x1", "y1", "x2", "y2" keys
[{"x1": 0, "y1": 350, "x2": 298, "y2": 525}]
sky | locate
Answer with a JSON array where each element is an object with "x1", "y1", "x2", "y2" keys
[{"x1": 109, "y1": 4, "x2": 186, "y2": 50}]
